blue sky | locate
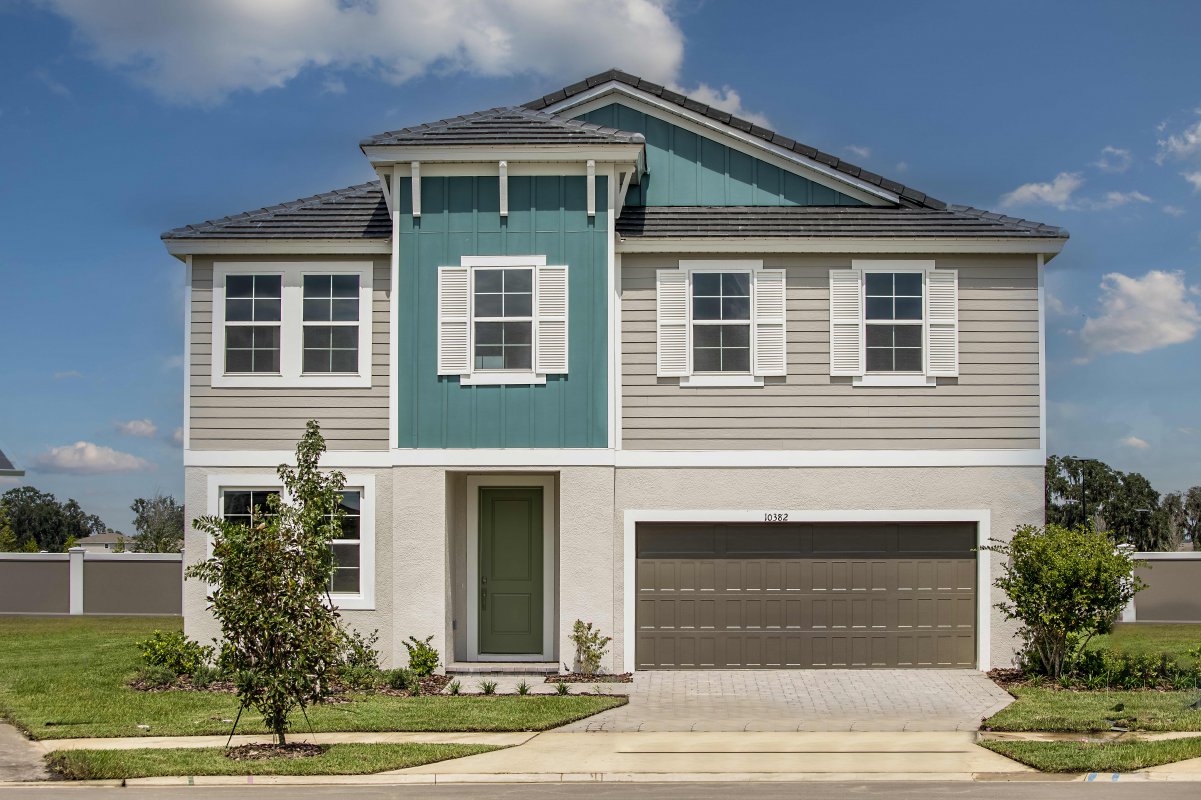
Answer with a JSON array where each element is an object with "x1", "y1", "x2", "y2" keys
[{"x1": 1, "y1": 0, "x2": 1200, "y2": 532}]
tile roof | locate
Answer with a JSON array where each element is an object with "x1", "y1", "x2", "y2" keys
[
  {"x1": 615, "y1": 206, "x2": 1068, "y2": 239},
  {"x1": 524, "y1": 69, "x2": 950, "y2": 210},
  {"x1": 162, "y1": 182, "x2": 389, "y2": 240},
  {"x1": 0, "y1": 448, "x2": 19, "y2": 474},
  {"x1": 362, "y1": 105, "x2": 644, "y2": 147}
]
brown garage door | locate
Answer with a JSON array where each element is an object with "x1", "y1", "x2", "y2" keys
[{"x1": 635, "y1": 522, "x2": 976, "y2": 669}]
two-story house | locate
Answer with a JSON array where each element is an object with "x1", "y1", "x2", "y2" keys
[{"x1": 164, "y1": 70, "x2": 1066, "y2": 674}]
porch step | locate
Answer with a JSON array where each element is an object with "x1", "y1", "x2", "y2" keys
[{"x1": 446, "y1": 661, "x2": 560, "y2": 675}]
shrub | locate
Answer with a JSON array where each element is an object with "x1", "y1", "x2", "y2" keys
[
  {"x1": 555, "y1": 681, "x2": 570, "y2": 696},
  {"x1": 403, "y1": 635, "x2": 440, "y2": 678},
  {"x1": 137, "y1": 665, "x2": 177, "y2": 689},
  {"x1": 338, "y1": 665, "x2": 381, "y2": 692},
  {"x1": 984, "y1": 524, "x2": 1144, "y2": 679},
  {"x1": 189, "y1": 663, "x2": 221, "y2": 690},
  {"x1": 478, "y1": 680, "x2": 497, "y2": 695},
  {"x1": 385, "y1": 668, "x2": 414, "y2": 691},
  {"x1": 340, "y1": 628, "x2": 381, "y2": 671},
  {"x1": 516, "y1": 679, "x2": 531, "y2": 695},
  {"x1": 1072, "y1": 649, "x2": 1201, "y2": 690},
  {"x1": 570, "y1": 620, "x2": 612, "y2": 676},
  {"x1": 137, "y1": 630, "x2": 213, "y2": 676},
  {"x1": 448, "y1": 680, "x2": 462, "y2": 696}
]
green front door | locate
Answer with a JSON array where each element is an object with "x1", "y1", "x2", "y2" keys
[{"x1": 479, "y1": 487, "x2": 544, "y2": 655}]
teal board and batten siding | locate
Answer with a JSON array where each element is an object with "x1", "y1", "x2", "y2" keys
[
  {"x1": 620, "y1": 254, "x2": 1041, "y2": 450},
  {"x1": 576, "y1": 103, "x2": 865, "y2": 207},
  {"x1": 396, "y1": 175, "x2": 608, "y2": 448}
]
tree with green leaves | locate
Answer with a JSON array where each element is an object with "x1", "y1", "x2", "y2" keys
[
  {"x1": 0, "y1": 487, "x2": 108, "y2": 552},
  {"x1": 985, "y1": 523, "x2": 1144, "y2": 678},
  {"x1": 186, "y1": 421, "x2": 346, "y2": 745},
  {"x1": 0, "y1": 507, "x2": 17, "y2": 552},
  {"x1": 1102, "y1": 471, "x2": 1164, "y2": 551},
  {"x1": 130, "y1": 493, "x2": 185, "y2": 553},
  {"x1": 1045, "y1": 455, "x2": 1119, "y2": 530}
]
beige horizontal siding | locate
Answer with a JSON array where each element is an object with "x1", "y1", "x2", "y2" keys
[
  {"x1": 190, "y1": 256, "x2": 390, "y2": 451},
  {"x1": 620, "y1": 253, "x2": 1041, "y2": 450}
]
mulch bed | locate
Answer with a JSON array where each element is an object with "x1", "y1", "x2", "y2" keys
[
  {"x1": 545, "y1": 673, "x2": 633, "y2": 684},
  {"x1": 987, "y1": 668, "x2": 1189, "y2": 693},
  {"x1": 225, "y1": 743, "x2": 326, "y2": 761}
]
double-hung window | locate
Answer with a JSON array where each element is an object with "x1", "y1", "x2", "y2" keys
[
  {"x1": 829, "y1": 260, "x2": 959, "y2": 385},
  {"x1": 215, "y1": 473, "x2": 375, "y2": 609},
  {"x1": 212, "y1": 263, "x2": 373, "y2": 387},
  {"x1": 437, "y1": 256, "x2": 568, "y2": 385},
  {"x1": 656, "y1": 260, "x2": 787, "y2": 385}
]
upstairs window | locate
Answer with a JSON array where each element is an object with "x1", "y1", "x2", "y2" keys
[
  {"x1": 865, "y1": 272, "x2": 923, "y2": 373},
  {"x1": 473, "y1": 268, "x2": 533, "y2": 371},
  {"x1": 691, "y1": 272, "x2": 752, "y2": 373},
  {"x1": 211, "y1": 263, "x2": 373, "y2": 388}
]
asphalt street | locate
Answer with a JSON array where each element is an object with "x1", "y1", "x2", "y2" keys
[{"x1": 0, "y1": 781, "x2": 1193, "y2": 799}]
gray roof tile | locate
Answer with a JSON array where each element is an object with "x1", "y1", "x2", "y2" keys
[
  {"x1": 162, "y1": 182, "x2": 389, "y2": 240},
  {"x1": 0, "y1": 448, "x2": 17, "y2": 473},
  {"x1": 615, "y1": 206, "x2": 1068, "y2": 239},
  {"x1": 361, "y1": 105, "x2": 644, "y2": 147}
]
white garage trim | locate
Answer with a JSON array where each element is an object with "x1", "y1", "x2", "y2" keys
[{"x1": 622, "y1": 508, "x2": 991, "y2": 673}]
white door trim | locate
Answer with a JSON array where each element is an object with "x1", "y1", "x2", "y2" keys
[
  {"x1": 465, "y1": 474, "x2": 556, "y2": 662},
  {"x1": 622, "y1": 507, "x2": 992, "y2": 673}
]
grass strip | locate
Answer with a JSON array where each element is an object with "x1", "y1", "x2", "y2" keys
[
  {"x1": 47, "y1": 742, "x2": 501, "y2": 780},
  {"x1": 980, "y1": 736, "x2": 1201, "y2": 773},
  {"x1": 983, "y1": 686, "x2": 1201, "y2": 732}
]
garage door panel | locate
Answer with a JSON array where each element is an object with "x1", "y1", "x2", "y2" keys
[{"x1": 636, "y1": 521, "x2": 977, "y2": 669}]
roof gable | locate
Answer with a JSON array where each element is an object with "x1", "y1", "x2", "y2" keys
[
  {"x1": 525, "y1": 69, "x2": 947, "y2": 210},
  {"x1": 362, "y1": 105, "x2": 644, "y2": 147}
]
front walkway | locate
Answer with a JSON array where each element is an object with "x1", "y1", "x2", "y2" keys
[{"x1": 557, "y1": 669, "x2": 1014, "y2": 732}]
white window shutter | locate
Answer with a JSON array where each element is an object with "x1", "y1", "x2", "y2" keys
[
  {"x1": 829, "y1": 268, "x2": 864, "y2": 376},
  {"x1": 437, "y1": 265, "x2": 470, "y2": 375},
  {"x1": 656, "y1": 269, "x2": 689, "y2": 377},
  {"x1": 926, "y1": 268, "x2": 959, "y2": 377},
  {"x1": 752, "y1": 269, "x2": 787, "y2": 376},
  {"x1": 534, "y1": 264, "x2": 569, "y2": 374}
]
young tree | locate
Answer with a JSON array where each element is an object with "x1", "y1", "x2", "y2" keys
[
  {"x1": 986, "y1": 524, "x2": 1144, "y2": 678},
  {"x1": 186, "y1": 421, "x2": 345, "y2": 745},
  {"x1": 130, "y1": 494, "x2": 185, "y2": 553}
]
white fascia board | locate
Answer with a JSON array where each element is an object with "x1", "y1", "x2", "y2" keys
[
  {"x1": 617, "y1": 236, "x2": 1068, "y2": 256},
  {"x1": 184, "y1": 447, "x2": 1044, "y2": 469},
  {"x1": 164, "y1": 239, "x2": 391, "y2": 257},
  {"x1": 363, "y1": 143, "x2": 644, "y2": 165},
  {"x1": 542, "y1": 83, "x2": 897, "y2": 207}
]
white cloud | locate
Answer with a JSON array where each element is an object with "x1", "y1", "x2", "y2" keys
[
  {"x1": 171, "y1": 427, "x2": 184, "y2": 446},
  {"x1": 115, "y1": 418, "x2": 158, "y2": 438},
  {"x1": 1094, "y1": 146, "x2": 1132, "y2": 173},
  {"x1": 53, "y1": 370, "x2": 82, "y2": 380},
  {"x1": 1078, "y1": 270, "x2": 1201, "y2": 359},
  {"x1": 1080, "y1": 190, "x2": 1152, "y2": 210},
  {"x1": 1045, "y1": 290, "x2": 1078, "y2": 316},
  {"x1": 1120, "y1": 435, "x2": 1150, "y2": 450},
  {"x1": 33, "y1": 68, "x2": 72, "y2": 98},
  {"x1": 41, "y1": 0, "x2": 685, "y2": 105},
  {"x1": 33, "y1": 442, "x2": 152, "y2": 474},
  {"x1": 1163, "y1": 204, "x2": 1187, "y2": 217},
  {"x1": 672, "y1": 82, "x2": 770, "y2": 128},
  {"x1": 321, "y1": 77, "x2": 346, "y2": 95},
  {"x1": 1157, "y1": 117, "x2": 1201, "y2": 164},
  {"x1": 1184, "y1": 172, "x2": 1201, "y2": 192},
  {"x1": 844, "y1": 145, "x2": 871, "y2": 160},
  {"x1": 1000, "y1": 172, "x2": 1084, "y2": 210},
  {"x1": 895, "y1": 161, "x2": 909, "y2": 173}
]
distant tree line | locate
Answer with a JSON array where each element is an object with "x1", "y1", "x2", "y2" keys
[
  {"x1": 1046, "y1": 455, "x2": 1201, "y2": 551},
  {"x1": 0, "y1": 487, "x2": 184, "y2": 553}
]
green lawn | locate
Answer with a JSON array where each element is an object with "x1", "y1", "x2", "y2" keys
[
  {"x1": 1088, "y1": 623, "x2": 1201, "y2": 665},
  {"x1": 981, "y1": 736, "x2": 1201, "y2": 773},
  {"x1": 47, "y1": 742, "x2": 499, "y2": 780},
  {"x1": 984, "y1": 686, "x2": 1201, "y2": 732},
  {"x1": 0, "y1": 616, "x2": 624, "y2": 740}
]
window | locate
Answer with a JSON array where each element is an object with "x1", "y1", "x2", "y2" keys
[
  {"x1": 865, "y1": 272, "x2": 923, "y2": 373},
  {"x1": 303, "y1": 275, "x2": 359, "y2": 373},
  {"x1": 224, "y1": 275, "x2": 281, "y2": 373},
  {"x1": 215, "y1": 477, "x2": 374, "y2": 609},
  {"x1": 692, "y1": 272, "x2": 751, "y2": 373},
  {"x1": 437, "y1": 256, "x2": 568, "y2": 384},
  {"x1": 212, "y1": 263, "x2": 373, "y2": 388},
  {"x1": 655, "y1": 261, "x2": 786, "y2": 385},
  {"x1": 473, "y1": 268, "x2": 533, "y2": 371}
]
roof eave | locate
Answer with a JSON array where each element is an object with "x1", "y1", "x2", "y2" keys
[
  {"x1": 360, "y1": 142, "x2": 645, "y2": 166},
  {"x1": 615, "y1": 235, "x2": 1069, "y2": 255},
  {"x1": 162, "y1": 238, "x2": 391, "y2": 258}
]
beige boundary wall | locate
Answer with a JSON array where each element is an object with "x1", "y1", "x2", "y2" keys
[
  {"x1": 1125, "y1": 552, "x2": 1201, "y2": 624},
  {"x1": 0, "y1": 550, "x2": 181, "y2": 616},
  {"x1": 186, "y1": 462, "x2": 1038, "y2": 672}
]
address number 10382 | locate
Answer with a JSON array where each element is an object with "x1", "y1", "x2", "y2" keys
[{"x1": 763, "y1": 513, "x2": 789, "y2": 522}]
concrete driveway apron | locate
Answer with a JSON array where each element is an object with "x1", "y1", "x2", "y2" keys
[{"x1": 558, "y1": 669, "x2": 1013, "y2": 732}]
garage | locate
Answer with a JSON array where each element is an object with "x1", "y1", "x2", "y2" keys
[{"x1": 634, "y1": 521, "x2": 977, "y2": 669}]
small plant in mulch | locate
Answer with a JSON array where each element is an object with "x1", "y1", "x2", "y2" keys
[
  {"x1": 225, "y1": 743, "x2": 325, "y2": 761},
  {"x1": 546, "y1": 672, "x2": 632, "y2": 684}
]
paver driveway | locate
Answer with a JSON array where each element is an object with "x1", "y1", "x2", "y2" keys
[{"x1": 557, "y1": 670, "x2": 1013, "y2": 732}]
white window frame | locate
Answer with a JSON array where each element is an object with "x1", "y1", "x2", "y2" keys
[
  {"x1": 212, "y1": 262, "x2": 373, "y2": 388},
  {"x1": 679, "y1": 260, "x2": 766, "y2": 388},
  {"x1": 458, "y1": 255, "x2": 550, "y2": 386},
  {"x1": 852, "y1": 260, "x2": 937, "y2": 388},
  {"x1": 206, "y1": 472, "x2": 376, "y2": 610}
]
